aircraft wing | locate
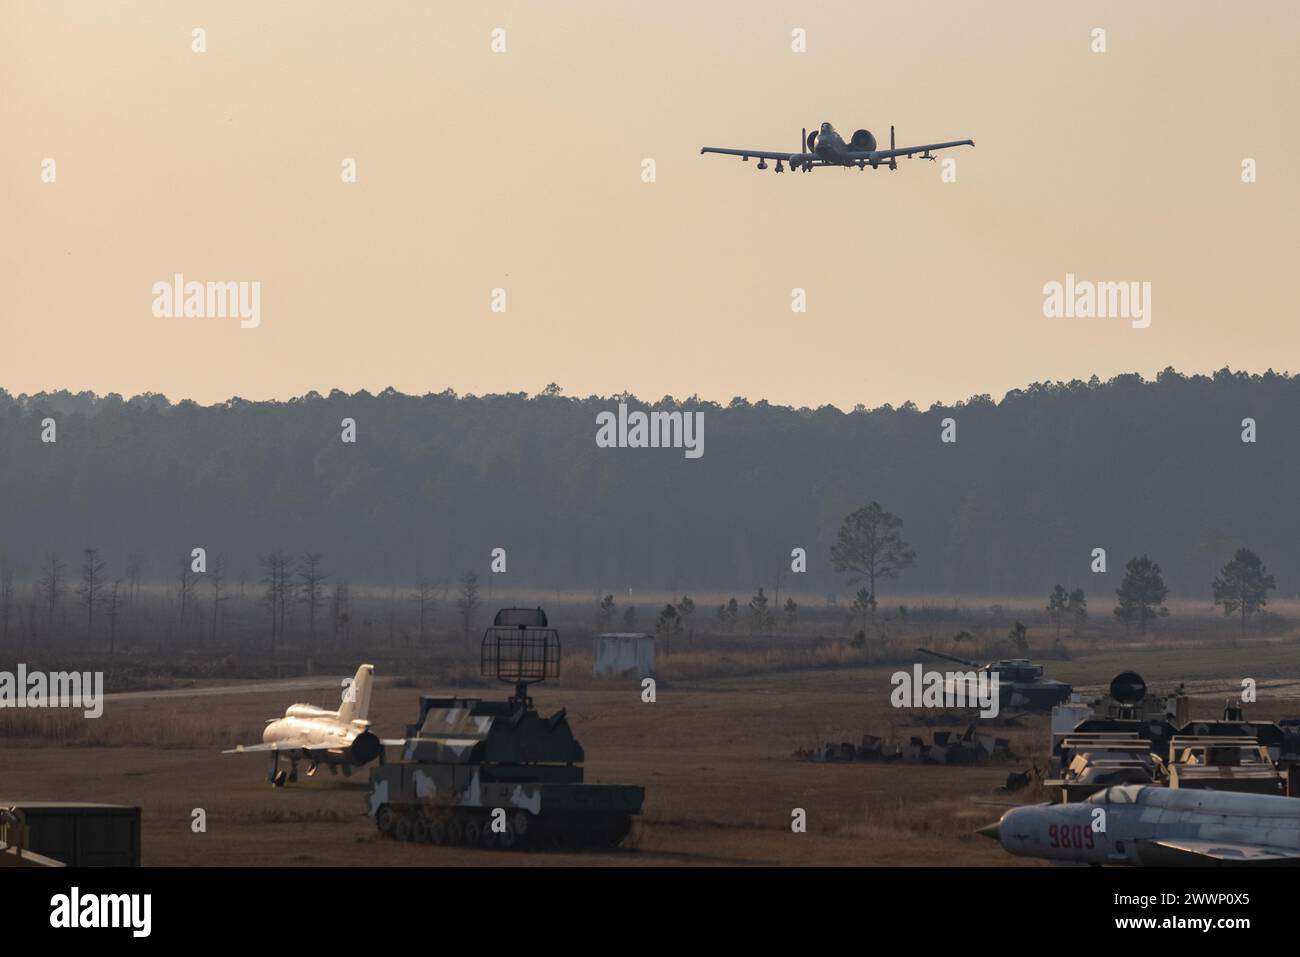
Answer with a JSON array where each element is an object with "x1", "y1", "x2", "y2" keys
[
  {"x1": 849, "y1": 138, "x2": 974, "y2": 161},
  {"x1": 222, "y1": 740, "x2": 330, "y2": 754},
  {"x1": 701, "y1": 147, "x2": 811, "y2": 162},
  {"x1": 1139, "y1": 839, "x2": 1300, "y2": 866}
]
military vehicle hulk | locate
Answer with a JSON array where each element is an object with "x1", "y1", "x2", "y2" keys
[
  {"x1": 916, "y1": 647, "x2": 1072, "y2": 711},
  {"x1": 367, "y1": 608, "x2": 644, "y2": 849}
]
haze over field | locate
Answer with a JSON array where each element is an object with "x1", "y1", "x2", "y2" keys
[
  {"x1": 2, "y1": 370, "x2": 1296, "y2": 599},
  {"x1": 3, "y1": 1, "x2": 1298, "y2": 410}
]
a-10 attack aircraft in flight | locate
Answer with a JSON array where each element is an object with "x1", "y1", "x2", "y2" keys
[
  {"x1": 223, "y1": 663, "x2": 399, "y2": 786},
  {"x1": 980, "y1": 784, "x2": 1300, "y2": 866},
  {"x1": 701, "y1": 121, "x2": 974, "y2": 173}
]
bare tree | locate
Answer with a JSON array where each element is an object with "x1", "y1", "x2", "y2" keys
[
  {"x1": 773, "y1": 560, "x2": 786, "y2": 620},
  {"x1": 76, "y1": 547, "x2": 106, "y2": 639},
  {"x1": 36, "y1": 553, "x2": 66, "y2": 636},
  {"x1": 260, "y1": 552, "x2": 280, "y2": 648},
  {"x1": 298, "y1": 553, "x2": 326, "y2": 644},
  {"x1": 125, "y1": 553, "x2": 145, "y2": 605},
  {"x1": 103, "y1": 580, "x2": 123, "y2": 654},
  {"x1": 411, "y1": 578, "x2": 438, "y2": 646},
  {"x1": 456, "y1": 570, "x2": 481, "y2": 645},
  {"x1": 331, "y1": 582, "x2": 351, "y2": 646},
  {"x1": 0, "y1": 566, "x2": 14, "y2": 645},
  {"x1": 260, "y1": 551, "x2": 294, "y2": 649},
  {"x1": 278, "y1": 553, "x2": 296, "y2": 636},
  {"x1": 210, "y1": 558, "x2": 229, "y2": 645},
  {"x1": 25, "y1": 583, "x2": 39, "y2": 640},
  {"x1": 176, "y1": 556, "x2": 198, "y2": 642}
]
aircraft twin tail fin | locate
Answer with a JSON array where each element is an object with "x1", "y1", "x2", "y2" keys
[{"x1": 337, "y1": 663, "x2": 375, "y2": 724}]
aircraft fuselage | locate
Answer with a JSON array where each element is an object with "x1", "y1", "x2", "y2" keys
[
  {"x1": 984, "y1": 784, "x2": 1300, "y2": 866},
  {"x1": 263, "y1": 713, "x2": 362, "y2": 764},
  {"x1": 813, "y1": 125, "x2": 851, "y2": 165}
]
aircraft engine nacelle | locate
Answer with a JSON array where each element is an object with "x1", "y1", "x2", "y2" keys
[
  {"x1": 850, "y1": 129, "x2": 877, "y2": 151},
  {"x1": 348, "y1": 730, "x2": 382, "y2": 766}
]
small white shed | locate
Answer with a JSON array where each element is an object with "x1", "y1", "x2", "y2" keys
[{"x1": 592, "y1": 633, "x2": 656, "y2": 679}]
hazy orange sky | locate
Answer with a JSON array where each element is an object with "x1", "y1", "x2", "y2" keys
[{"x1": 4, "y1": 1, "x2": 1297, "y2": 409}]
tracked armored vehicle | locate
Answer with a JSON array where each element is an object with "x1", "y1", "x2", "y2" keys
[
  {"x1": 367, "y1": 608, "x2": 644, "y2": 849},
  {"x1": 916, "y1": 647, "x2": 1072, "y2": 711}
]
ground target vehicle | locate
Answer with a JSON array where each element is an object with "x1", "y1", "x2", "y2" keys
[
  {"x1": 367, "y1": 607, "x2": 644, "y2": 849},
  {"x1": 916, "y1": 647, "x2": 1072, "y2": 711}
]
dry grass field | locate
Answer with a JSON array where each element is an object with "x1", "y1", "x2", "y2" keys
[{"x1": 4, "y1": 634, "x2": 1298, "y2": 866}]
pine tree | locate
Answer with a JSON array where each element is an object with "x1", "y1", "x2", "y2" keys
[
  {"x1": 831, "y1": 501, "x2": 916, "y2": 603},
  {"x1": 1213, "y1": 548, "x2": 1276, "y2": 633},
  {"x1": 1114, "y1": 555, "x2": 1169, "y2": 633},
  {"x1": 1046, "y1": 584, "x2": 1068, "y2": 638}
]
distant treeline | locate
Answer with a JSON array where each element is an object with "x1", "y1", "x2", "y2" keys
[{"x1": 1, "y1": 368, "x2": 1297, "y2": 599}]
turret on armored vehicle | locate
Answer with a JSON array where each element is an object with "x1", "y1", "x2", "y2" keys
[
  {"x1": 367, "y1": 608, "x2": 645, "y2": 849},
  {"x1": 916, "y1": 647, "x2": 1072, "y2": 711}
]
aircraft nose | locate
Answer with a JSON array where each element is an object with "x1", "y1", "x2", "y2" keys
[
  {"x1": 990, "y1": 806, "x2": 1044, "y2": 856},
  {"x1": 976, "y1": 822, "x2": 1000, "y2": 841}
]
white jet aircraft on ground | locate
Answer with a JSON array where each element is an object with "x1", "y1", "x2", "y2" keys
[
  {"x1": 980, "y1": 784, "x2": 1300, "y2": 866},
  {"x1": 223, "y1": 663, "x2": 398, "y2": 786}
]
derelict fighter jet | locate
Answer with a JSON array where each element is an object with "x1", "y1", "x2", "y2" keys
[
  {"x1": 701, "y1": 121, "x2": 973, "y2": 173},
  {"x1": 979, "y1": 784, "x2": 1300, "y2": 866},
  {"x1": 223, "y1": 663, "x2": 398, "y2": 786}
]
